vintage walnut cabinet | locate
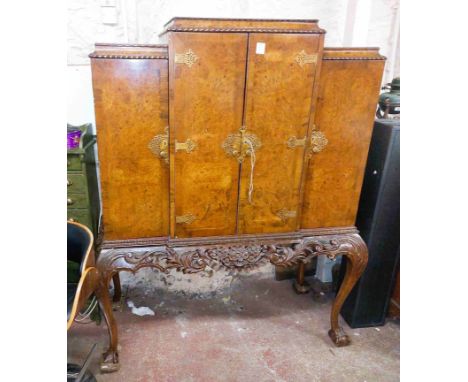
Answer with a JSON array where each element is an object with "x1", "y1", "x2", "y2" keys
[{"x1": 89, "y1": 18, "x2": 385, "y2": 371}]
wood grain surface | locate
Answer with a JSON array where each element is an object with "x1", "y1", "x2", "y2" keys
[
  {"x1": 91, "y1": 56, "x2": 169, "y2": 240},
  {"x1": 168, "y1": 32, "x2": 247, "y2": 238},
  {"x1": 238, "y1": 33, "x2": 323, "y2": 234},
  {"x1": 301, "y1": 49, "x2": 385, "y2": 228}
]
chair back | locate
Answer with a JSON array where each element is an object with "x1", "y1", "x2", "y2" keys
[{"x1": 67, "y1": 221, "x2": 94, "y2": 273}]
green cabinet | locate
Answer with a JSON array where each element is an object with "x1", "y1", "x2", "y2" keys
[{"x1": 67, "y1": 124, "x2": 100, "y2": 238}]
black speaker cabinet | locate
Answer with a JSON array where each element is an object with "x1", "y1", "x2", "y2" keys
[{"x1": 339, "y1": 119, "x2": 400, "y2": 328}]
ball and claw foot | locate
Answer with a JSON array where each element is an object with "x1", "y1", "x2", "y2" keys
[
  {"x1": 293, "y1": 279, "x2": 311, "y2": 294},
  {"x1": 100, "y1": 351, "x2": 120, "y2": 373},
  {"x1": 328, "y1": 327, "x2": 351, "y2": 347}
]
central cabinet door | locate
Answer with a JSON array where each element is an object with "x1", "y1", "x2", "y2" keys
[
  {"x1": 169, "y1": 32, "x2": 248, "y2": 238},
  {"x1": 238, "y1": 33, "x2": 323, "y2": 234}
]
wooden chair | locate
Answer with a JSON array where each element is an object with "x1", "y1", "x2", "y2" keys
[{"x1": 67, "y1": 221, "x2": 119, "y2": 373}]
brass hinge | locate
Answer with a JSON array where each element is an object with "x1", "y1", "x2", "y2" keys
[
  {"x1": 174, "y1": 49, "x2": 199, "y2": 68},
  {"x1": 175, "y1": 139, "x2": 197, "y2": 153},
  {"x1": 276, "y1": 209, "x2": 297, "y2": 223},
  {"x1": 287, "y1": 136, "x2": 307, "y2": 148},
  {"x1": 148, "y1": 127, "x2": 169, "y2": 164},
  {"x1": 176, "y1": 214, "x2": 197, "y2": 225},
  {"x1": 295, "y1": 50, "x2": 318, "y2": 67}
]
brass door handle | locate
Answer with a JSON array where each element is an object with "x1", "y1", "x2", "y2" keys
[{"x1": 67, "y1": 198, "x2": 74, "y2": 205}]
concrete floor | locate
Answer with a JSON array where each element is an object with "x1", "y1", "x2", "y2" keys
[{"x1": 68, "y1": 276, "x2": 399, "y2": 382}]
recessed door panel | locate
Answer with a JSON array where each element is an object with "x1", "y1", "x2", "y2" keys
[
  {"x1": 238, "y1": 33, "x2": 323, "y2": 234},
  {"x1": 169, "y1": 32, "x2": 248, "y2": 238}
]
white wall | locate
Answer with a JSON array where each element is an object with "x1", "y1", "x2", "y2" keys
[{"x1": 67, "y1": 0, "x2": 400, "y2": 126}]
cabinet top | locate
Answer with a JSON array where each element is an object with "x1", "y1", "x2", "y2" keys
[
  {"x1": 161, "y1": 17, "x2": 325, "y2": 35},
  {"x1": 88, "y1": 44, "x2": 386, "y2": 61},
  {"x1": 323, "y1": 47, "x2": 386, "y2": 61},
  {"x1": 89, "y1": 43, "x2": 168, "y2": 60}
]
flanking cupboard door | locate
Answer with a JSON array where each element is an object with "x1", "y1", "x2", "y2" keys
[
  {"x1": 237, "y1": 33, "x2": 323, "y2": 234},
  {"x1": 90, "y1": 45, "x2": 170, "y2": 241},
  {"x1": 168, "y1": 32, "x2": 248, "y2": 238},
  {"x1": 301, "y1": 48, "x2": 385, "y2": 229}
]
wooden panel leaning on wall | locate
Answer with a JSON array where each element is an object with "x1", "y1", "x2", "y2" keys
[
  {"x1": 90, "y1": 44, "x2": 170, "y2": 241},
  {"x1": 301, "y1": 48, "x2": 386, "y2": 229}
]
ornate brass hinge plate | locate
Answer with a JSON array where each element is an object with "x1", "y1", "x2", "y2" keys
[
  {"x1": 174, "y1": 49, "x2": 199, "y2": 68},
  {"x1": 222, "y1": 126, "x2": 261, "y2": 163},
  {"x1": 175, "y1": 139, "x2": 197, "y2": 153},
  {"x1": 287, "y1": 136, "x2": 307, "y2": 148},
  {"x1": 176, "y1": 214, "x2": 197, "y2": 225},
  {"x1": 295, "y1": 50, "x2": 318, "y2": 67},
  {"x1": 148, "y1": 127, "x2": 169, "y2": 164},
  {"x1": 310, "y1": 131, "x2": 328, "y2": 153},
  {"x1": 276, "y1": 209, "x2": 297, "y2": 223}
]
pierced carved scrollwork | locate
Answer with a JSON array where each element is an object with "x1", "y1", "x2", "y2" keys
[
  {"x1": 148, "y1": 127, "x2": 169, "y2": 164},
  {"x1": 97, "y1": 234, "x2": 365, "y2": 276},
  {"x1": 205, "y1": 245, "x2": 271, "y2": 270}
]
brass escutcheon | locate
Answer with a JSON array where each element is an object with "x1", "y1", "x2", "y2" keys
[
  {"x1": 222, "y1": 126, "x2": 261, "y2": 163},
  {"x1": 310, "y1": 131, "x2": 328, "y2": 153},
  {"x1": 148, "y1": 127, "x2": 169, "y2": 164}
]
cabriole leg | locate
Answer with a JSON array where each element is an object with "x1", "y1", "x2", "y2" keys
[
  {"x1": 95, "y1": 274, "x2": 120, "y2": 373},
  {"x1": 328, "y1": 235, "x2": 368, "y2": 347}
]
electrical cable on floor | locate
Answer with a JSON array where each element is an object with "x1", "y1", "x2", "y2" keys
[{"x1": 74, "y1": 296, "x2": 98, "y2": 324}]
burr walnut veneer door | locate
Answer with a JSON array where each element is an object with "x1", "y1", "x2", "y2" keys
[
  {"x1": 91, "y1": 54, "x2": 169, "y2": 240},
  {"x1": 168, "y1": 32, "x2": 248, "y2": 238},
  {"x1": 238, "y1": 33, "x2": 323, "y2": 234},
  {"x1": 301, "y1": 48, "x2": 385, "y2": 228}
]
